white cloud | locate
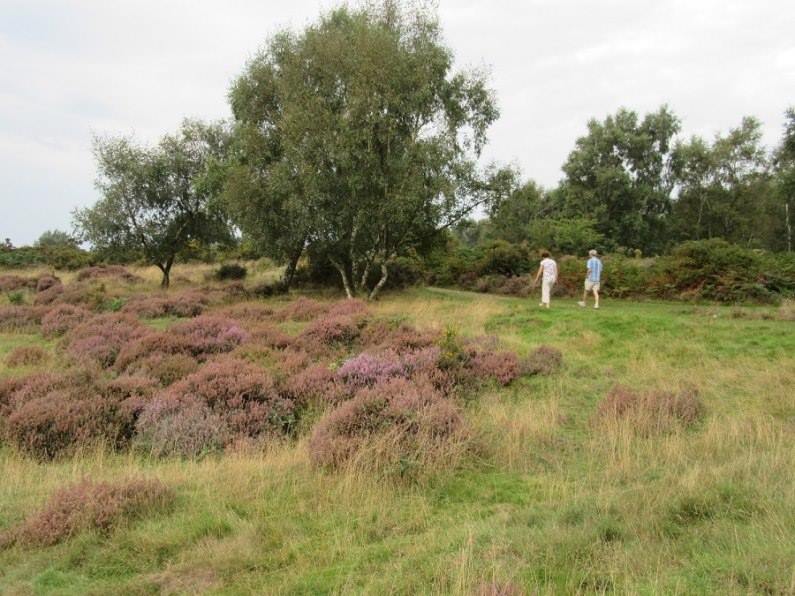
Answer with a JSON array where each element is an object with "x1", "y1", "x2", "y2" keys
[{"x1": 1, "y1": 0, "x2": 794, "y2": 243}]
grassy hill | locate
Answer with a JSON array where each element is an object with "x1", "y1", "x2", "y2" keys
[{"x1": 1, "y1": 274, "x2": 793, "y2": 594}]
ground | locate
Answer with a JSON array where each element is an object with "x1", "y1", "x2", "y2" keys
[{"x1": 1, "y1": 268, "x2": 794, "y2": 595}]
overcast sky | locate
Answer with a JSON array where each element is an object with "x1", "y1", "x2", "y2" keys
[{"x1": 1, "y1": 0, "x2": 793, "y2": 245}]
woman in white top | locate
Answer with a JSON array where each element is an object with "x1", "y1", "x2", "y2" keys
[{"x1": 533, "y1": 250, "x2": 557, "y2": 309}]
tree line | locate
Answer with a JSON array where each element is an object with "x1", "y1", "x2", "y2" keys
[{"x1": 57, "y1": 1, "x2": 793, "y2": 294}]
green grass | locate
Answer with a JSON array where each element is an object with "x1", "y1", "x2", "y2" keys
[{"x1": 1, "y1": 288, "x2": 794, "y2": 594}]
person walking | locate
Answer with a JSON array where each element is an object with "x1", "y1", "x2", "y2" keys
[
  {"x1": 534, "y1": 250, "x2": 557, "y2": 309},
  {"x1": 578, "y1": 249, "x2": 602, "y2": 309}
]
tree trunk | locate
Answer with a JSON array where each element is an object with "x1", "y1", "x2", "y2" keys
[
  {"x1": 368, "y1": 261, "x2": 389, "y2": 301},
  {"x1": 282, "y1": 249, "x2": 302, "y2": 290},
  {"x1": 330, "y1": 258, "x2": 354, "y2": 299},
  {"x1": 157, "y1": 258, "x2": 173, "y2": 289}
]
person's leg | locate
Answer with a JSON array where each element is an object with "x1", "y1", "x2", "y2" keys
[
  {"x1": 579, "y1": 282, "x2": 589, "y2": 307},
  {"x1": 593, "y1": 285, "x2": 600, "y2": 308},
  {"x1": 542, "y1": 279, "x2": 551, "y2": 307}
]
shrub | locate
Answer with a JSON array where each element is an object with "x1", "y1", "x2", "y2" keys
[
  {"x1": 476, "y1": 241, "x2": 533, "y2": 277},
  {"x1": 217, "y1": 303, "x2": 276, "y2": 322},
  {"x1": 360, "y1": 320, "x2": 439, "y2": 352},
  {"x1": 134, "y1": 397, "x2": 230, "y2": 458},
  {"x1": 125, "y1": 353, "x2": 200, "y2": 386},
  {"x1": 75, "y1": 265, "x2": 140, "y2": 283},
  {"x1": 300, "y1": 314, "x2": 362, "y2": 346},
  {"x1": 64, "y1": 313, "x2": 147, "y2": 368},
  {"x1": 337, "y1": 347, "x2": 441, "y2": 389},
  {"x1": 0, "y1": 275, "x2": 36, "y2": 292},
  {"x1": 0, "y1": 306, "x2": 45, "y2": 332},
  {"x1": 7, "y1": 291, "x2": 25, "y2": 305},
  {"x1": 40, "y1": 304, "x2": 91, "y2": 338},
  {"x1": 34, "y1": 281, "x2": 110, "y2": 310},
  {"x1": 281, "y1": 364, "x2": 350, "y2": 407},
  {"x1": 121, "y1": 291, "x2": 207, "y2": 318},
  {"x1": 35, "y1": 275, "x2": 61, "y2": 293},
  {"x1": 214, "y1": 263, "x2": 247, "y2": 280},
  {"x1": 170, "y1": 316, "x2": 248, "y2": 357},
  {"x1": 467, "y1": 350, "x2": 521, "y2": 385},
  {"x1": 309, "y1": 377, "x2": 467, "y2": 472},
  {"x1": 136, "y1": 358, "x2": 295, "y2": 457},
  {"x1": 523, "y1": 345, "x2": 563, "y2": 376},
  {"x1": 5, "y1": 346, "x2": 49, "y2": 368},
  {"x1": 0, "y1": 478, "x2": 174, "y2": 548},
  {"x1": 595, "y1": 385, "x2": 705, "y2": 433},
  {"x1": 246, "y1": 323, "x2": 293, "y2": 349},
  {"x1": 277, "y1": 297, "x2": 328, "y2": 321}
]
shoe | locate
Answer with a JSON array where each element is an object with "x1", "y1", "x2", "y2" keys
[
  {"x1": 539, "y1": 303, "x2": 544, "y2": 307},
  {"x1": 577, "y1": 301, "x2": 585, "y2": 307},
  {"x1": 594, "y1": 305, "x2": 599, "y2": 309}
]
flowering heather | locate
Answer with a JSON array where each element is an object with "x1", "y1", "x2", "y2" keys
[
  {"x1": 274, "y1": 348, "x2": 313, "y2": 376},
  {"x1": 125, "y1": 352, "x2": 200, "y2": 386},
  {"x1": 246, "y1": 323, "x2": 293, "y2": 349},
  {"x1": 134, "y1": 397, "x2": 230, "y2": 458},
  {"x1": 171, "y1": 316, "x2": 248, "y2": 357},
  {"x1": 596, "y1": 385, "x2": 705, "y2": 432},
  {"x1": 35, "y1": 275, "x2": 62, "y2": 293},
  {"x1": 309, "y1": 377, "x2": 466, "y2": 470},
  {"x1": 0, "y1": 478, "x2": 174, "y2": 548},
  {"x1": 467, "y1": 350, "x2": 521, "y2": 385},
  {"x1": 217, "y1": 303, "x2": 276, "y2": 322},
  {"x1": 75, "y1": 265, "x2": 140, "y2": 283},
  {"x1": 5, "y1": 346, "x2": 49, "y2": 368},
  {"x1": 32, "y1": 283, "x2": 64, "y2": 305},
  {"x1": 0, "y1": 306, "x2": 46, "y2": 332},
  {"x1": 281, "y1": 364, "x2": 350, "y2": 407},
  {"x1": 359, "y1": 320, "x2": 439, "y2": 352},
  {"x1": 326, "y1": 299, "x2": 368, "y2": 318},
  {"x1": 0, "y1": 275, "x2": 36, "y2": 292},
  {"x1": 40, "y1": 304, "x2": 91, "y2": 338},
  {"x1": 64, "y1": 313, "x2": 147, "y2": 368},
  {"x1": 276, "y1": 297, "x2": 328, "y2": 321},
  {"x1": 523, "y1": 345, "x2": 563, "y2": 376},
  {"x1": 165, "y1": 358, "x2": 293, "y2": 437},
  {"x1": 300, "y1": 314, "x2": 362, "y2": 346},
  {"x1": 122, "y1": 291, "x2": 207, "y2": 318}
]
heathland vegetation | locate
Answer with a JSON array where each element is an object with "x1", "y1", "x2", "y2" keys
[{"x1": 1, "y1": 1, "x2": 794, "y2": 594}]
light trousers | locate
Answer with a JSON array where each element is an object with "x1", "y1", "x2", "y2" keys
[{"x1": 541, "y1": 278, "x2": 554, "y2": 304}]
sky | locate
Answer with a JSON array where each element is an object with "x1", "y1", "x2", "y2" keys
[{"x1": 1, "y1": 0, "x2": 794, "y2": 245}]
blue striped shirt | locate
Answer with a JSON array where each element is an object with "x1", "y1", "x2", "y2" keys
[{"x1": 587, "y1": 257, "x2": 602, "y2": 282}]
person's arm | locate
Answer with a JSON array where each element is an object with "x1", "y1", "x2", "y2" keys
[{"x1": 533, "y1": 264, "x2": 543, "y2": 285}]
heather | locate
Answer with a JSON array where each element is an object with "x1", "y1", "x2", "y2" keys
[{"x1": 0, "y1": 283, "x2": 793, "y2": 593}]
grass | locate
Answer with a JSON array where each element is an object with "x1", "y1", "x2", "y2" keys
[{"x1": 1, "y1": 282, "x2": 794, "y2": 594}]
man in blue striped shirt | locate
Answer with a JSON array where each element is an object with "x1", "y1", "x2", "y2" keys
[{"x1": 578, "y1": 249, "x2": 602, "y2": 309}]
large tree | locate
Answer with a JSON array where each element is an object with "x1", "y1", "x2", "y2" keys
[
  {"x1": 226, "y1": 1, "x2": 501, "y2": 299},
  {"x1": 560, "y1": 106, "x2": 680, "y2": 255},
  {"x1": 773, "y1": 108, "x2": 795, "y2": 252},
  {"x1": 75, "y1": 119, "x2": 232, "y2": 287},
  {"x1": 671, "y1": 117, "x2": 775, "y2": 248}
]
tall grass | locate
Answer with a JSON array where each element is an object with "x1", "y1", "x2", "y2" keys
[{"x1": 1, "y1": 284, "x2": 794, "y2": 594}]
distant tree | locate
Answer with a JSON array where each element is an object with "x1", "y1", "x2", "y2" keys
[
  {"x1": 773, "y1": 107, "x2": 795, "y2": 252},
  {"x1": 75, "y1": 120, "x2": 232, "y2": 287},
  {"x1": 671, "y1": 117, "x2": 775, "y2": 248},
  {"x1": 488, "y1": 180, "x2": 547, "y2": 244},
  {"x1": 560, "y1": 106, "x2": 680, "y2": 254},
  {"x1": 226, "y1": 1, "x2": 501, "y2": 299},
  {"x1": 35, "y1": 229, "x2": 78, "y2": 249}
]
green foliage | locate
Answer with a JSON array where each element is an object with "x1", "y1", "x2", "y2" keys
[
  {"x1": 7, "y1": 291, "x2": 25, "y2": 305},
  {"x1": 226, "y1": 2, "x2": 501, "y2": 298},
  {"x1": 214, "y1": 263, "x2": 247, "y2": 281},
  {"x1": 475, "y1": 241, "x2": 532, "y2": 277},
  {"x1": 74, "y1": 120, "x2": 233, "y2": 287},
  {"x1": 525, "y1": 218, "x2": 604, "y2": 255}
]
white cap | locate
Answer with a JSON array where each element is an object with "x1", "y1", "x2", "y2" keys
[{"x1": 588, "y1": 249, "x2": 598, "y2": 256}]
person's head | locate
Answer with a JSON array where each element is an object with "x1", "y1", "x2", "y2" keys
[
  {"x1": 540, "y1": 250, "x2": 550, "y2": 258},
  {"x1": 588, "y1": 249, "x2": 598, "y2": 257}
]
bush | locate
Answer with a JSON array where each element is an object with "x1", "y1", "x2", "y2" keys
[
  {"x1": 171, "y1": 316, "x2": 248, "y2": 357},
  {"x1": 40, "y1": 304, "x2": 91, "y2": 338},
  {"x1": 276, "y1": 297, "x2": 328, "y2": 321},
  {"x1": 595, "y1": 385, "x2": 705, "y2": 433},
  {"x1": 281, "y1": 365, "x2": 350, "y2": 407},
  {"x1": 300, "y1": 314, "x2": 362, "y2": 346},
  {"x1": 135, "y1": 358, "x2": 295, "y2": 457},
  {"x1": 7, "y1": 291, "x2": 25, "y2": 305},
  {"x1": 0, "y1": 306, "x2": 45, "y2": 332},
  {"x1": 0, "y1": 275, "x2": 36, "y2": 292},
  {"x1": 337, "y1": 347, "x2": 441, "y2": 389},
  {"x1": 309, "y1": 377, "x2": 467, "y2": 473},
  {"x1": 75, "y1": 265, "x2": 140, "y2": 283},
  {"x1": 64, "y1": 313, "x2": 147, "y2": 368},
  {"x1": 125, "y1": 353, "x2": 200, "y2": 386},
  {"x1": 35, "y1": 275, "x2": 61, "y2": 293},
  {"x1": 0, "y1": 479, "x2": 174, "y2": 548},
  {"x1": 467, "y1": 350, "x2": 521, "y2": 385},
  {"x1": 523, "y1": 345, "x2": 563, "y2": 376},
  {"x1": 121, "y1": 291, "x2": 207, "y2": 318},
  {"x1": 5, "y1": 346, "x2": 48, "y2": 368},
  {"x1": 214, "y1": 263, "x2": 247, "y2": 281}
]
